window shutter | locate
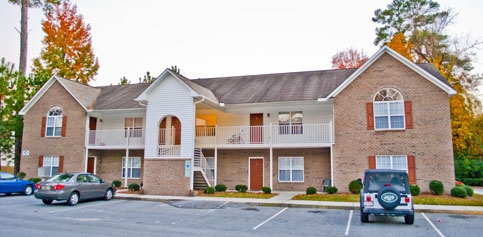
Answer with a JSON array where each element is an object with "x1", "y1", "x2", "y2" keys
[
  {"x1": 366, "y1": 103, "x2": 374, "y2": 130},
  {"x1": 405, "y1": 101, "x2": 413, "y2": 129},
  {"x1": 368, "y1": 156, "x2": 376, "y2": 169},
  {"x1": 59, "y1": 156, "x2": 64, "y2": 173},
  {"x1": 408, "y1": 155, "x2": 416, "y2": 184},
  {"x1": 38, "y1": 156, "x2": 44, "y2": 167},
  {"x1": 41, "y1": 117, "x2": 46, "y2": 137},
  {"x1": 61, "y1": 116, "x2": 67, "y2": 137}
]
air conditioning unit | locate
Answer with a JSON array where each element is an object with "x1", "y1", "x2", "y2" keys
[{"x1": 37, "y1": 167, "x2": 50, "y2": 177}]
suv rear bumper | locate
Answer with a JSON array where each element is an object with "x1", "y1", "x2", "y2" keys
[{"x1": 362, "y1": 207, "x2": 414, "y2": 216}]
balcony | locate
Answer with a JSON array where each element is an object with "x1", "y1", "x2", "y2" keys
[
  {"x1": 88, "y1": 129, "x2": 145, "y2": 149},
  {"x1": 195, "y1": 123, "x2": 333, "y2": 148}
]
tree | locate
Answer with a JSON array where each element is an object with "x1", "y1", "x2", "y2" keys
[
  {"x1": 373, "y1": 0, "x2": 482, "y2": 158},
  {"x1": 331, "y1": 48, "x2": 369, "y2": 69},
  {"x1": 170, "y1": 65, "x2": 181, "y2": 74},
  {"x1": 8, "y1": 0, "x2": 59, "y2": 75},
  {"x1": 0, "y1": 58, "x2": 48, "y2": 174},
  {"x1": 139, "y1": 71, "x2": 153, "y2": 83},
  {"x1": 32, "y1": 0, "x2": 99, "y2": 84},
  {"x1": 119, "y1": 76, "x2": 130, "y2": 85}
]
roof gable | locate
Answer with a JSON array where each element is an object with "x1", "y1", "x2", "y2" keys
[
  {"x1": 19, "y1": 76, "x2": 101, "y2": 115},
  {"x1": 327, "y1": 46, "x2": 456, "y2": 98}
]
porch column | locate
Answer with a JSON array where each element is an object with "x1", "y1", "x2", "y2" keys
[{"x1": 269, "y1": 123, "x2": 273, "y2": 190}]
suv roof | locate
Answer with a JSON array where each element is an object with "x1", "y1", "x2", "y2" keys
[{"x1": 364, "y1": 169, "x2": 407, "y2": 175}]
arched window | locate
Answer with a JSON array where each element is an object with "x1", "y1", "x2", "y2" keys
[
  {"x1": 46, "y1": 107, "x2": 63, "y2": 136},
  {"x1": 373, "y1": 88, "x2": 405, "y2": 130}
]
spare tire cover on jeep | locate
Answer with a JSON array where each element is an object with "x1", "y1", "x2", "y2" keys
[{"x1": 377, "y1": 187, "x2": 400, "y2": 210}]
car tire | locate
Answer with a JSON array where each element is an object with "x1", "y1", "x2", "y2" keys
[
  {"x1": 24, "y1": 185, "x2": 34, "y2": 196},
  {"x1": 42, "y1": 199, "x2": 53, "y2": 205},
  {"x1": 104, "y1": 188, "x2": 113, "y2": 201},
  {"x1": 67, "y1": 192, "x2": 79, "y2": 206},
  {"x1": 361, "y1": 209, "x2": 369, "y2": 223},
  {"x1": 405, "y1": 213, "x2": 415, "y2": 224},
  {"x1": 377, "y1": 187, "x2": 400, "y2": 210}
]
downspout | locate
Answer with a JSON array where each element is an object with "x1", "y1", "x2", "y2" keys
[
  {"x1": 124, "y1": 128, "x2": 130, "y2": 188},
  {"x1": 192, "y1": 97, "x2": 205, "y2": 190}
]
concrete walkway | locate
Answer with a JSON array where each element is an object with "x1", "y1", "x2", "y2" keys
[{"x1": 114, "y1": 189, "x2": 483, "y2": 215}]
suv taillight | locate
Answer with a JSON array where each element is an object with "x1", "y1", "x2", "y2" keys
[
  {"x1": 365, "y1": 195, "x2": 372, "y2": 202},
  {"x1": 405, "y1": 197, "x2": 410, "y2": 203}
]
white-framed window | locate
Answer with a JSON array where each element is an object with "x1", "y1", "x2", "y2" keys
[
  {"x1": 376, "y1": 155, "x2": 408, "y2": 172},
  {"x1": 125, "y1": 117, "x2": 143, "y2": 137},
  {"x1": 46, "y1": 107, "x2": 63, "y2": 137},
  {"x1": 278, "y1": 157, "x2": 304, "y2": 182},
  {"x1": 43, "y1": 156, "x2": 60, "y2": 176},
  {"x1": 279, "y1": 111, "x2": 303, "y2": 134},
  {"x1": 122, "y1": 157, "x2": 141, "y2": 178},
  {"x1": 373, "y1": 88, "x2": 405, "y2": 130}
]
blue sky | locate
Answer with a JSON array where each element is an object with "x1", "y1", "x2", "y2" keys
[{"x1": 1, "y1": 0, "x2": 482, "y2": 88}]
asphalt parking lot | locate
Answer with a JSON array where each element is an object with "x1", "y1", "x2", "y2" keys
[{"x1": 1, "y1": 194, "x2": 482, "y2": 237}]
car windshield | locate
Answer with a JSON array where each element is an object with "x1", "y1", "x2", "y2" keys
[
  {"x1": 47, "y1": 174, "x2": 74, "y2": 182},
  {"x1": 365, "y1": 173, "x2": 408, "y2": 193}
]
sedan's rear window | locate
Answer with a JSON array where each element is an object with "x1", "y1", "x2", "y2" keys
[{"x1": 47, "y1": 174, "x2": 73, "y2": 182}]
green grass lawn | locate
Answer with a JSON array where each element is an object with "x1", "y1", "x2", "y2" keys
[{"x1": 292, "y1": 193, "x2": 483, "y2": 206}]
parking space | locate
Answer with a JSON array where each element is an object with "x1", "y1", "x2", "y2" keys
[{"x1": 1, "y1": 195, "x2": 482, "y2": 236}]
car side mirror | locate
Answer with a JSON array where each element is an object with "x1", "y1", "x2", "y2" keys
[{"x1": 100, "y1": 179, "x2": 105, "y2": 183}]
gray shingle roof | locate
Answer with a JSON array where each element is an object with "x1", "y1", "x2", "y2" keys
[
  {"x1": 192, "y1": 69, "x2": 358, "y2": 104},
  {"x1": 93, "y1": 83, "x2": 150, "y2": 110},
  {"x1": 57, "y1": 77, "x2": 101, "y2": 110}
]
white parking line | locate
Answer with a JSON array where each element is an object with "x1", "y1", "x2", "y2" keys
[
  {"x1": 421, "y1": 213, "x2": 445, "y2": 237},
  {"x1": 345, "y1": 210, "x2": 353, "y2": 235},
  {"x1": 253, "y1": 207, "x2": 288, "y2": 230},
  {"x1": 48, "y1": 200, "x2": 126, "y2": 213}
]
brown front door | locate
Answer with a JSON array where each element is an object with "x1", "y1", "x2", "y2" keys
[
  {"x1": 250, "y1": 113, "x2": 263, "y2": 144},
  {"x1": 89, "y1": 117, "x2": 97, "y2": 144},
  {"x1": 87, "y1": 157, "x2": 95, "y2": 173},
  {"x1": 250, "y1": 158, "x2": 263, "y2": 190}
]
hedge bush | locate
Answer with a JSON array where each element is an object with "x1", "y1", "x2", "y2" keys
[
  {"x1": 410, "y1": 184, "x2": 420, "y2": 196},
  {"x1": 215, "y1": 184, "x2": 227, "y2": 192},
  {"x1": 262, "y1": 187, "x2": 271, "y2": 194},
  {"x1": 28, "y1": 177, "x2": 41, "y2": 183},
  {"x1": 464, "y1": 185, "x2": 474, "y2": 197},
  {"x1": 429, "y1": 180, "x2": 444, "y2": 195},
  {"x1": 17, "y1": 171, "x2": 26, "y2": 179},
  {"x1": 112, "y1": 180, "x2": 122, "y2": 188},
  {"x1": 204, "y1": 186, "x2": 215, "y2": 194},
  {"x1": 458, "y1": 178, "x2": 483, "y2": 186},
  {"x1": 128, "y1": 183, "x2": 140, "y2": 191},
  {"x1": 326, "y1": 186, "x2": 338, "y2": 194},
  {"x1": 235, "y1": 184, "x2": 247, "y2": 193},
  {"x1": 306, "y1": 186, "x2": 317, "y2": 195},
  {"x1": 451, "y1": 186, "x2": 467, "y2": 198},
  {"x1": 348, "y1": 180, "x2": 362, "y2": 194}
]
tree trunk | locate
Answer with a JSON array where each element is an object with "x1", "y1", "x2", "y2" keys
[{"x1": 19, "y1": 0, "x2": 28, "y2": 75}]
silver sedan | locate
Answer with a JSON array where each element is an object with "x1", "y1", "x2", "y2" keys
[{"x1": 34, "y1": 173, "x2": 115, "y2": 206}]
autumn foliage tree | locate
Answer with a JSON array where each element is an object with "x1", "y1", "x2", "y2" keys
[
  {"x1": 373, "y1": 0, "x2": 482, "y2": 158},
  {"x1": 331, "y1": 48, "x2": 369, "y2": 69},
  {"x1": 32, "y1": 0, "x2": 99, "y2": 84}
]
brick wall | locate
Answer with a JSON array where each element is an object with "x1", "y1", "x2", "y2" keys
[
  {"x1": 333, "y1": 53, "x2": 454, "y2": 193},
  {"x1": 20, "y1": 81, "x2": 87, "y2": 179},
  {"x1": 89, "y1": 149, "x2": 144, "y2": 186},
  {"x1": 216, "y1": 148, "x2": 330, "y2": 192},
  {"x1": 142, "y1": 158, "x2": 191, "y2": 196}
]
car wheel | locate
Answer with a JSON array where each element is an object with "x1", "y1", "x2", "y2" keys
[
  {"x1": 361, "y1": 209, "x2": 369, "y2": 223},
  {"x1": 405, "y1": 213, "x2": 415, "y2": 224},
  {"x1": 377, "y1": 187, "x2": 401, "y2": 210},
  {"x1": 24, "y1": 185, "x2": 34, "y2": 196},
  {"x1": 42, "y1": 199, "x2": 53, "y2": 205},
  {"x1": 104, "y1": 188, "x2": 113, "y2": 201},
  {"x1": 67, "y1": 192, "x2": 79, "y2": 206}
]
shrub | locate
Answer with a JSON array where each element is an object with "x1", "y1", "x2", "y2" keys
[
  {"x1": 429, "y1": 180, "x2": 444, "y2": 195},
  {"x1": 410, "y1": 184, "x2": 420, "y2": 196},
  {"x1": 215, "y1": 184, "x2": 227, "y2": 192},
  {"x1": 112, "y1": 180, "x2": 122, "y2": 188},
  {"x1": 326, "y1": 186, "x2": 338, "y2": 194},
  {"x1": 204, "y1": 186, "x2": 215, "y2": 194},
  {"x1": 128, "y1": 183, "x2": 140, "y2": 192},
  {"x1": 348, "y1": 180, "x2": 363, "y2": 194},
  {"x1": 28, "y1": 177, "x2": 41, "y2": 183},
  {"x1": 306, "y1": 186, "x2": 317, "y2": 195},
  {"x1": 451, "y1": 186, "x2": 467, "y2": 198},
  {"x1": 262, "y1": 187, "x2": 271, "y2": 194},
  {"x1": 464, "y1": 185, "x2": 474, "y2": 197},
  {"x1": 17, "y1": 171, "x2": 26, "y2": 179},
  {"x1": 235, "y1": 184, "x2": 247, "y2": 193}
]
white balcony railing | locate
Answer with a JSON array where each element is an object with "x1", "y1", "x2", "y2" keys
[
  {"x1": 88, "y1": 128, "x2": 144, "y2": 147},
  {"x1": 158, "y1": 145, "x2": 181, "y2": 157}
]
